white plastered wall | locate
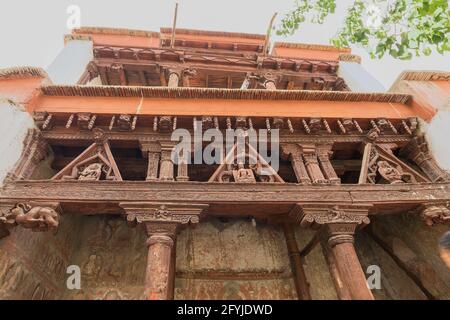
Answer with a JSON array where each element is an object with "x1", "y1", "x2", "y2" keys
[
  {"x1": 46, "y1": 40, "x2": 94, "y2": 85},
  {"x1": 338, "y1": 61, "x2": 385, "y2": 92},
  {"x1": 0, "y1": 99, "x2": 35, "y2": 186},
  {"x1": 419, "y1": 98, "x2": 450, "y2": 173}
]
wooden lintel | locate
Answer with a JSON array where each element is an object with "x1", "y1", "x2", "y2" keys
[{"x1": 0, "y1": 181, "x2": 449, "y2": 216}]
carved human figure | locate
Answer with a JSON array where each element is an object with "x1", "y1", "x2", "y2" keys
[
  {"x1": 78, "y1": 163, "x2": 103, "y2": 181},
  {"x1": 7, "y1": 204, "x2": 60, "y2": 232},
  {"x1": 377, "y1": 161, "x2": 404, "y2": 184}
]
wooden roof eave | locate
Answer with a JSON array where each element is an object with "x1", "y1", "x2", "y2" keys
[{"x1": 39, "y1": 85, "x2": 411, "y2": 104}]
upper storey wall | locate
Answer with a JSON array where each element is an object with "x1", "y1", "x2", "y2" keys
[
  {"x1": 72, "y1": 28, "x2": 160, "y2": 48},
  {"x1": 272, "y1": 43, "x2": 351, "y2": 61}
]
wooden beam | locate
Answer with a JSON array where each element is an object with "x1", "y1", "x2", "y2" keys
[{"x1": 1, "y1": 181, "x2": 449, "y2": 209}]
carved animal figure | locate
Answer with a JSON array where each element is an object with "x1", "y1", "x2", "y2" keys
[{"x1": 7, "y1": 204, "x2": 59, "y2": 232}]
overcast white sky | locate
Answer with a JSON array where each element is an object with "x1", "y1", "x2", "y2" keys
[{"x1": 0, "y1": 0, "x2": 449, "y2": 89}]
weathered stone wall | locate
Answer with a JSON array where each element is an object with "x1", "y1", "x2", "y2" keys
[
  {"x1": 1, "y1": 208, "x2": 448, "y2": 300},
  {"x1": 294, "y1": 228, "x2": 338, "y2": 300},
  {"x1": 61, "y1": 216, "x2": 147, "y2": 300},
  {"x1": 0, "y1": 214, "x2": 83, "y2": 299},
  {"x1": 364, "y1": 214, "x2": 450, "y2": 299},
  {"x1": 175, "y1": 219, "x2": 298, "y2": 300}
]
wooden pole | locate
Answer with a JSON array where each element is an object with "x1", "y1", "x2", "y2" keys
[
  {"x1": 170, "y1": 2, "x2": 179, "y2": 49},
  {"x1": 282, "y1": 223, "x2": 311, "y2": 300},
  {"x1": 263, "y1": 13, "x2": 278, "y2": 56}
]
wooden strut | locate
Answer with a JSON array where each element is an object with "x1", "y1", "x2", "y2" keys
[
  {"x1": 282, "y1": 223, "x2": 311, "y2": 300},
  {"x1": 299, "y1": 229, "x2": 321, "y2": 257}
]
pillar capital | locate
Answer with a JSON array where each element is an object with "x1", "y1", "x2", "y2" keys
[
  {"x1": 120, "y1": 202, "x2": 208, "y2": 228},
  {"x1": 290, "y1": 204, "x2": 371, "y2": 230},
  {"x1": 139, "y1": 141, "x2": 161, "y2": 156},
  {"x1": 280, "y1": 143, "x2": 302, "y2": 159}
]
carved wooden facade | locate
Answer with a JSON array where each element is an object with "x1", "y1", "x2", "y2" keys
[{"x1": 1, "y1": 27, "x2": 449, "y2": 300}]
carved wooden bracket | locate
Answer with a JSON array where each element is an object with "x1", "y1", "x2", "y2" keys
[
  {"x1": 400, "y1": 135, "x2": 450, "y2": 182},
  {"x1": 360, "y1": 143, "x2": 429, "y2": 184},
  {"x1": 290, "y1": 203, "x2": 371, "y2": 247},
  {"x1": 414, "y1": 203, "x2": 450, "y2": 226},
  {"x1": 0, "y1": 202, "x2": 61, "y2": 232},
  {"x1": 290, "y1": 204, "x2": 371, "y2": 229},
  {"x1": 120, "y1": 202, "x2": 208, "y2": 229}
]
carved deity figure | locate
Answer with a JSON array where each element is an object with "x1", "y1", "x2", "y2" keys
[
  {"x1": 233, "y1": 168, "x2": 256, "y2": 183},
  {"x1": 377, "y1": 161, "x2": 405, "y2": 184},
  {"x1": 78, "y1": 163, "x2": 103, "y2": 181},
  {"x1": 6, "y1": 204, "x2": 59, "y2": 232}
]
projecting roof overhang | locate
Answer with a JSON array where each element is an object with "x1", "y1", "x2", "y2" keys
[{"x1": 29, "y1": 85, "x2": 415, "y2": 119}]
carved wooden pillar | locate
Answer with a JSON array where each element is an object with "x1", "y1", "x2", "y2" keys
[
  {"x1": 317, "y1": 145, "x2": 341, "y2": 185},
  {"x1": 320, "y1": 239, "x2": 352, "y2": 300},
  {"x1": 140, "y1": 142, "x2": 161, "y2": 182},
  {"x1": 326, "y1": 223, "x2": 374, "y2": 300},
  {"x1": 281, "y1": 144, "x2": 311, "y2": 184},
  {"x1": 167, "y1": 69, "x2": 180, "y2": 87},
  {"x1": 144, "y1": 222, "x2": 178, "y2": 300},
  {"x1": 159, "y1": 143, "x2": 175, "y2": 181},
  {"x1": 400, "y1": 136, "x2": 449, "y2": 182},
  {"x1": 290, "y1": 204, "x2": 373, "y2": 300},
  {"x1": 176, "y1": 149, "x2": 189, "y2": 182},
  {"x1": 5, "y1": 129, "x2": 50, "y2": 182},
  {"x1": 302, "y1": 146, "x2": 327, "y2": 184},
  {"x1": 120, "y1": 202, "x2": 208, "y2": 300}
]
